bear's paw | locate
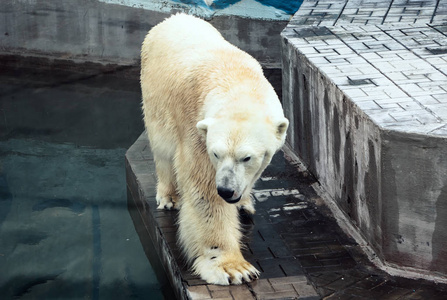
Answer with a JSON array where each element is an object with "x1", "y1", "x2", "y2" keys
[
  {"x1": 194, "y1": 254, "x2": 260, "y2": 285},
  {"x1": 156, "y1": 194, "x2": 179, "y2": 210},
  {"x1": 237, "y1": 200, "x2": 256, "y2": 215}
]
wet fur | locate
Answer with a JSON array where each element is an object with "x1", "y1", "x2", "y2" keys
[{"x1": 141, "y1": 13, "x2": 288, "y2": 285}]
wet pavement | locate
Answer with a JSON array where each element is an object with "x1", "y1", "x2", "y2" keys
[
  {"x1": 126, "y1": 70, "x2": 447, "y2": 299},
  {"x1": 127, "y1": 132, "x2": 447, "y2": 300},
  {"x1": 0, "y1": 57, "x2": 168, "y2": 299}
]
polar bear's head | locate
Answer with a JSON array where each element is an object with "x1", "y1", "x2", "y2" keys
[{"x1": 197, "y1": 116, "x2": 288, "y2": 203}]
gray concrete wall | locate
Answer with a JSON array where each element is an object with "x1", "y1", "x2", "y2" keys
[
  {"x1": 382, "y1": 132, "x2": 447, "y2": 275},
  {"x1": 0, "y1": 0, "x2": 290, "y2": 67},
  {"x1": 282, "y1": 27, "x2": 447, "y2": 277},
  {"x1": 281, "y1": 36, "x2": 384, "y2": 256},
  {"x1": 281, "y1": 0, "x2": 447, "y2": 280}
]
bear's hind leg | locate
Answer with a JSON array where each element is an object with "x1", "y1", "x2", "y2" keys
[{"x1": 154, "y1": 157, "x2": 179, "y2": 210}]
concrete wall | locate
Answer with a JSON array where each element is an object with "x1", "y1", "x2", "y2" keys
[
  {"x1": 281, "y1": 37, "x2": 384, "y2": 256},
  {"x1": 0, "y1": 0, "x2": 301, "y2": 67},
  {"x1": 382, "y1": 132, "x2": 447, "y2": 275},
  {"x1": 282, "y1": 28, "x2": 447, "y2": 278}
]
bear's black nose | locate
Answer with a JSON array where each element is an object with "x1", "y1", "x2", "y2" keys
[{"x1": 217, "y1": 187, "x2": 234, "y2": 199}]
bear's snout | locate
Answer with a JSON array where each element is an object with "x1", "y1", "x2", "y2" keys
[
  {"x1": 217, "y1": 186, "x2": 241, "y2": 203},
  {"x1": 217, "y1": 186, "x2": 234, "y2": 199}
]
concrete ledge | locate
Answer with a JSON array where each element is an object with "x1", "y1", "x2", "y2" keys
[
  {"x1": 282, "y1": 0, "x2": 447, "y2": 280},
  {"x1": 126, "y1": 134, "x2": 189, "y2": 299}
]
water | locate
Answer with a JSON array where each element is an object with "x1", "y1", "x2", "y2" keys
[{"x1": 0, "y1": 62, "x2": 165, "y2": 299}]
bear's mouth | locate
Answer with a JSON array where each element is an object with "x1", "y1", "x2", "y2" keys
[{"x1": 224, "y1": 196, "x2": 241, "y2": 204}]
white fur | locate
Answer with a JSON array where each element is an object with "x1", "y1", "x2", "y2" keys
[{"x1": 141, "y1": 13, "x2": 288, "y2": 285}]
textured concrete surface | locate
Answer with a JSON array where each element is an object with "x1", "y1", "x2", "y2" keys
[
  {"x1": 0, "y1": 0, "x2": 292, "y2": 67},
  {"x1": 0, "y1": 59, "x2": 169, "y2": 299},
  {"x1": 282, "y1": 0, "x2": 447, "y2": 280},
  {"x1": 126, "y1": 132, "x2": 447, "y2": 299}
]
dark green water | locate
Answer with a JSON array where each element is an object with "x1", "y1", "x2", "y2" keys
[{"x1": 0, "y1": 64, "x2": 165, "y2": 299}]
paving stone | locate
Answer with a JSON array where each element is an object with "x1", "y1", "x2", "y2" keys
[
  {"x1": 324, "y1": 273, "x2": 364, "y2": 290},
  {"x1": 383, "y1": 286, "x2": 413, "y2": 299},
  {"x1": 293, "y1": 283, "x2": 320, "y2": 299},
  {"x1": 258, "y1": 291, "x2": 300, "y2": 300},
  {"x1": 228, "y1": 285, "x2": 254, "y2": 299},
  {"x1": 268, "y1": 275, "x2": 309, "y2": 286},
  {"x1": 293, "y1": 25, "x2": 446, "y2": 135},
  {"x1": 315, "y1": 286, "x2": 337, "y2": 298},
  {"x1": 208, "y1": 288, "x2": 232, "y2": 299},
  {"x1": 309, "y1": 271, "x2": 346, "y2": 286},
  {"x1": 399, "y1": 288, "x2": 447, "y2": 300},
  {"x1": 298, "y1": 255, "x2": 322, "y2": 268},
  {"x1": 258, "y1": 257, "x2": 305, "y2": 277},
  {"x1": 272, "y1": 282, "x2": 295, "y2": 292},
  {"x1": 251, "y1": 279, "x2": 275, "y2": 294},
  {"x1": 188, "y1": 285, "x2": 211, "y2": 299}
]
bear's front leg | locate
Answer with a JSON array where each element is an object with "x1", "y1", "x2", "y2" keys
[
  {"x1": 236, "y1": 194, "x2": 256, "y2": 215},
  {"x1": 178, "y1": 197, "x2": 260, "y2": 285}
]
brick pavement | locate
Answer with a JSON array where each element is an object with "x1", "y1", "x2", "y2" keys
[
  {"x1": 127, "y1": 130, "x2": 320, "y2": 300},
  {"x1": 285, "y1": 0, "x2": 447, "y2": 136},
  {"x1": 127, "y1": 132, "x2": 447, "y2": 299},
  {"x1": 293, "y1": 0, "x2": 446, "y2": 26}
]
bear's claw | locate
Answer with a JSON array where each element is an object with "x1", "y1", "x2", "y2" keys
[
  {"x1": 194, "y1": 254, "x2": 260, "y2": 285},
  {"x1": 156, "y1": 194, "x2": 179, "y2": 210}
]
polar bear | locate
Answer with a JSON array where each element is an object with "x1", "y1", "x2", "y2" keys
[{"x1": 141, "y1": 14, "x2": 288, "y2": 285}]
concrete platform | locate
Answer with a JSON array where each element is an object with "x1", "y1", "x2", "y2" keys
[
  {"x1": 126, "y1": 132, "x2": 447, "y2": 299},
  {"x1": 282, "y1": 0, "x2": 447, "y2": 281}
]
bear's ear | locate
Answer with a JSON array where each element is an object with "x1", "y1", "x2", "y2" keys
[
  {"x1": 196, "y1": 118, "x2": 214, "y2": 136},
  {"x1": 276, "y1": 118, "x2": 289, "y2": 140}
]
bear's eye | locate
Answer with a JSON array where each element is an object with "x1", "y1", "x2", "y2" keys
[
  {"x1": 214, "y1": 152, "x2": 219, "y2": 159},
  {"x1": 243, "y1": 156, "x2": 251, "y2": 162}
]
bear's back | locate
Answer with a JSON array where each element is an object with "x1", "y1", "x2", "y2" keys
[
  {"x1": 140, "y1": 14, "x2": 268, "y2": 144},
  {"x1": 142, "y1": 14, "x2": 230, "y2": 65}
]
